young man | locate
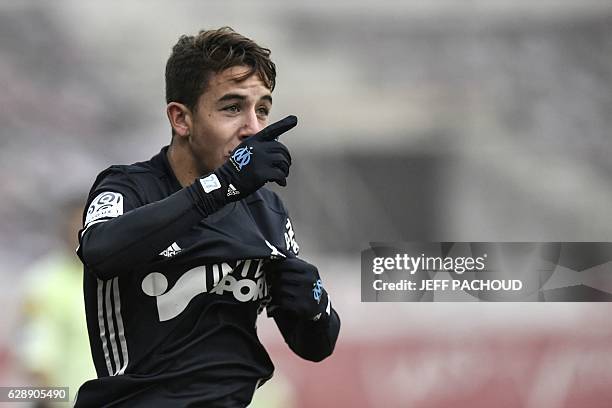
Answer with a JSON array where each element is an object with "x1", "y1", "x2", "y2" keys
[{"x1": 74, "y1": 27, "x2": 340, "y2": 407}]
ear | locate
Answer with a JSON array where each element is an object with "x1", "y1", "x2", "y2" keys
[{"x1": 166, "y1": 102, "x2": 193, "y2": 139}]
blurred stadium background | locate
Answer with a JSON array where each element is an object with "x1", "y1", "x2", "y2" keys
[{"x1": 1, "y1": 1, "x2": 612, "y2": 407}]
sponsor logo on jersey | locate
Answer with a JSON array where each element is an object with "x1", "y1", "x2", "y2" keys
[
  {"x1": 209, "y1": 259, "x2": 267, "y2": 302},
  {"x1": 230, "y1": 146, "x2": 253, "y2": 171},
  {"x1": 141, "y1": 259, "x2": 268, "y2": 321},
  {"x1": 85, "y1": 191, "x2": 124, "y2": 227},
  {"x1": 159, "y1": 242, "x2": 182, "y2": 258}
]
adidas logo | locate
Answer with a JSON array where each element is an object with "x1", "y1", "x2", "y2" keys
[
  {"x1": 160, "y1": 242, "x2": 182, "y2": 258},
  {"x1": 227, "y1": 184, "x2": 240, "y2": 197}
]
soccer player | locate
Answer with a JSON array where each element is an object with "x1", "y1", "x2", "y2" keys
[{"x1": 74, "y1": 27, "x2": 340, "y2": 407}]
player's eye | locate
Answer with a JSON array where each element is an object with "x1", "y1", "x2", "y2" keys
[
  {"x1": 223, "y1": 105, "x2": 240, "y2": 113},
  {"x1": 257, "y1": 106, "x2": 270, "y2": 117}
]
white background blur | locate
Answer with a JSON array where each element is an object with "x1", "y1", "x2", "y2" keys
[{"x1": 1, "y1": 1, "x2": 612, "y2": 407}]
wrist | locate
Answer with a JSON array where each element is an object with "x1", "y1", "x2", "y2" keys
[
  {"x1": 213, "y1": 166, "x2": 244, "y2": 202},
  {"x1": 310, "y1": 289, "x2": 330, "y2": 321},
  {"x1": 188, "y1": 173, "x2": 228, "y2": 215}
]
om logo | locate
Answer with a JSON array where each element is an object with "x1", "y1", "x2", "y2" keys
[
  {"x1": 231, "y1": 146, "x2": 253, "y2": 171},
  {"x1": 312, "y1": 279, "x2": 323, "y2": 304}
]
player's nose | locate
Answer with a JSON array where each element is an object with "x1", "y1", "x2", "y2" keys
[{"x1": 237, "y1": 111, "x2": 263, "y2": 141}]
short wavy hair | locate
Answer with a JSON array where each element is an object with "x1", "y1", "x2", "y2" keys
[{"x1": 165, "y1": 27, "x2": 276, "y2": 112}]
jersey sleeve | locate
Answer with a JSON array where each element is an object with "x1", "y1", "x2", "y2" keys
[
  {"x1": 77, "y1": 167, "x2": 224, "y2": 280},
  {"x1": 270, "y1": 304, "x2": 340, "y2": 362},
  {"x1": 80, "y1": 167, "x2": 143, "y2": 236},
  {"x1": 263, "y1": 194, "x2": 341, "y2": 361}
]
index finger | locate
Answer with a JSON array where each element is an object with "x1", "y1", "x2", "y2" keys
[{"x1": 257, "y1": 115, "x2": 298, "y2": 141}]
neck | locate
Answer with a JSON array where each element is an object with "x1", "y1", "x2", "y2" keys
[{"x1": 167, "y1": 143, "x2": 201, "y2": 188}]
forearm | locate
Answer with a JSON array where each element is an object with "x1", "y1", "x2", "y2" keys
[
  {"x1": 79, "y1": 182, "x2": 222, "y2": 279},
  {"x1": 274, "y1": 307, "x2": 341, "y2": 362}
]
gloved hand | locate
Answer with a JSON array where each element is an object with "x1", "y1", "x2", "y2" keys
[
  {"x1": 206, "y1": 115, "x2": 296, "y2": 203},
  {"x1": 265, "y1": 257, "x2": 329, "y2": 321}
]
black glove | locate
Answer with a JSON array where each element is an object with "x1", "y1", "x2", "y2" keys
[
  {"x1": 265, "y1": 257, "x2": 329, "y2": 321},
  {"x1": 207, "y1": 115, "x2": 296, "y2": 203}
]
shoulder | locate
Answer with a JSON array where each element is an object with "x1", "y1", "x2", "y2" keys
[
  {"x1": 89, "y1": 153, "x2": 168, "y2": 196},
  {"x1": 84, "y1": 157, "x2": 165, "y2": 218},
  {"x1": 93, "y1": 159, "x2": 163, "y2": 188}
]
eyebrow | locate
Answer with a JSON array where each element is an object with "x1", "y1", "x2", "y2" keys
[{"x1": 217, "y1": 93, "x2": 272, "y2": 104}]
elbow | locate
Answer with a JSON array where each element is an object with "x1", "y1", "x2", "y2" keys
[
  {"x1": 292, "y1": 335, "x2": 337, "y2": 363},
  {"x1": 80, "y1": 235, "x2": 105, "y2": 267},
  {"x1": 80, "y1": 246, "x2": 111, "y2": 280},
  {"x1": 80, "y1": 241, "x2": 101, "y2": 269},
  {"x1": 79, "y1": 231, "x2": 117, "y2": 280},
  {"x1": 302, "y1": 348, "x2": 333, "y2": 363},
  {"x1": 300, "y1": 310, "x2": 341, "y2": 362}
]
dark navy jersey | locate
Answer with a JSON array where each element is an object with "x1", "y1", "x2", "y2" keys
[{"x1": 75, "y1": 146, "x2": 305, "y2": 407}]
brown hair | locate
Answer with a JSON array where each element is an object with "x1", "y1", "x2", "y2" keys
[{"x1": 165, "y1": 27, "x2": 276, "y2": 112}]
